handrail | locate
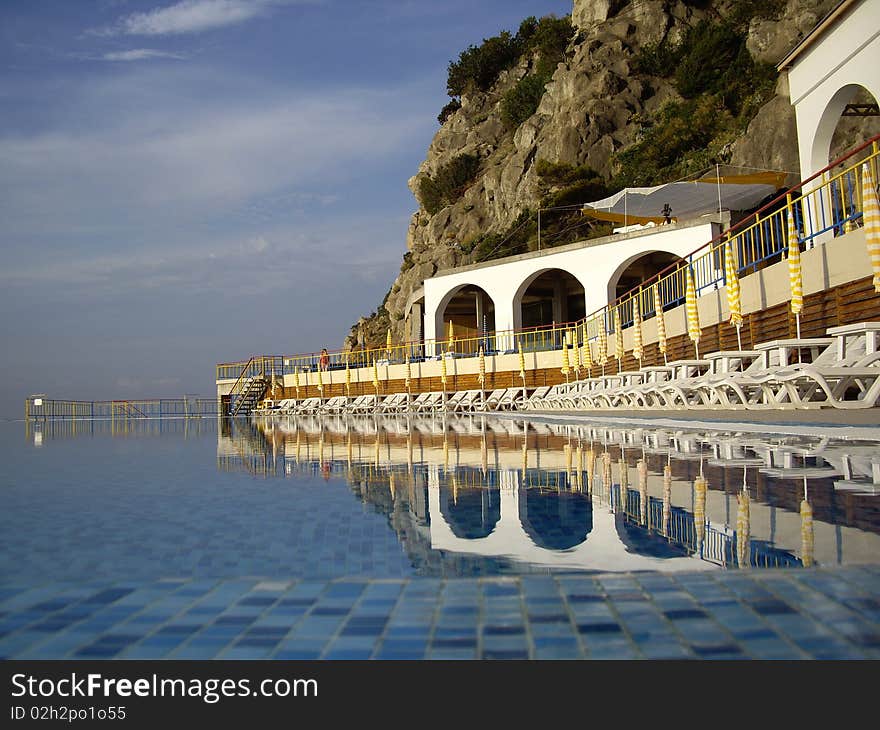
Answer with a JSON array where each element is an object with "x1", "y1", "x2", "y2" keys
[{"x1": 217, "y1": 134, "x2": 880, "y2": 380}]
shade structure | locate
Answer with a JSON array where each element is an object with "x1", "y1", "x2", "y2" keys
[
  {"x1": 582, "y1": 321, "x2": 593, "y2": 372},
  {"x1": 725, "y1": 239, "x2": 743, "y2": 329},
  {"x1": 613, "y1": 307, "x2": 624, "y2": 370},
  {"x1": 632, "y1": 293, "x2": 643, "y2": 362},
  {"x1": 653, "y1": 285, "x2": 668, "y2": 358},
  {"x1": 561, "y1": 340, "x2": 571, "y2": 382},
  {"x1": 685, "y1": 266, "x2": 701, "y2": 356},
  {"x1": 787, "y1": 205, "x2": 803, "y2": 338},
  {"x1": 862, "y1": 162, "x2": 880, "y2": 293},
  {"x1": 597, "y1": 315, "x2": 608, "y2": 367}
]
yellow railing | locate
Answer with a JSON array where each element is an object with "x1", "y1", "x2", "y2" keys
[{"x1": 217, "y1": 136, "x2": 879, "y2": 382}]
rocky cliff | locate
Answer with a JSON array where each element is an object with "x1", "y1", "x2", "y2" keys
[{"x1": 346, "y1": 0, "x2": 844, "y2": 351}]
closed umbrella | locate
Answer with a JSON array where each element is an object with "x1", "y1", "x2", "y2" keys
[
  {"x1": 685, "y1": 266, "x2": 701, "y2": 358},
  {"x1": 518, "y1": 340, "x2": 527, "y2": 404},
  {"x1": 861, "y1": 162, "x2": 880, "y2": 293},
  {"x1": 293, "y1": 366, "x2": 300, "y2": 403},
  {"x1": 386, "y1": 328, "x2": 392, "y2": 360},
  {"x1": 597, "y1": 315, "x2": 608, "y2": 372},
  {"x1": 478, "y1": 346, "x2": 486, "y2": 408},
  {"x1": 440, "y1": 347, "x2": 448, "y2": 410},
  {"x1": 405, "y1": 352, "x2": 412, "y2": 410},
  {"x1": 574, "y1": 332, "x2": 583, "y2": 379},
  {"x1": 632, "y1": 293, "x2": 644, "y2": 365},
  {"x1": 345, "y1": 357, "x2": 351, "y2": 400},
  {"x1": 561, "y1": 340, "x2": 571, "y2": 384},
  {"x1": 447, "y1": 321, "x2": 455, "y2": 353},
  {"x1": 614, "y1": 307, "x2": 624, "y2": 372},
  {"x1": 582, "y1": 321, "x2": 593, "y2": 375},
  {"x1": 653, "y1": 285, "x2": 668, "y2": 364},
  {"x1": 316, "y1": 361, "x2": 324, "y2": 401},
  {"x1": 372, "y1": 357, "x2": 380, "y2": 404},
  {"x1": 787, "y1": 199, "x2": 803, "y2": 339},
  {"x1": 725, "y1": 238, "x2": 743, "y2": 348}
]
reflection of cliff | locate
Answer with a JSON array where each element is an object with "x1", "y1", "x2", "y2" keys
[{"x1": 242, "y1": 414, "x2": 880, "y2": 573}]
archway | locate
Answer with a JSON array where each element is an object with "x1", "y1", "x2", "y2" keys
[
  {"x1": 514, "y1": 268, "x2": 585, "y2": 331},
  {"x1": 439, "y1": 483, "x2": 500, "y2": 540},
  {"x1": 607, "y1": 250, "x2": 684, "y2": 305},
  {"x1": 435, "y1": 284, "x2": 496, "y2": 354},
  {"x1": 811, "y1": 83, "x2": 880, "y2": 178},
  {"x1": 518, "y1": 488, "x2": 592, "y2": 550}
]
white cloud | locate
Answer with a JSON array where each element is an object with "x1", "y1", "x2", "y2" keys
[
  {"x1": 102, "y1": 48, "x2": 185, "y2": 61},
  {"x1": 115, "y1": 0, "x2": 278, "y2": 36}
]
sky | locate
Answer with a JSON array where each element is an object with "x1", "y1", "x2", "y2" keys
[{"x1": 0, "y1": 0, "x2": 572, "y2": 417}]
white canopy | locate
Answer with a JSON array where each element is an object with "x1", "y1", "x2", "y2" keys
[{"x1": 582, "y1": 171, "x2": 787, "y2": 225}]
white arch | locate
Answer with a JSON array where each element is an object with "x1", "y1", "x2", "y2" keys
[
  {"x1": 432, "y1": 282, "x2": 498, "y2": 346},
  {"x1": 604, "y1": 249, "x2": 686, "y2": 304},
  {"x1": 511, "y1": 266, "x2": 589, "y2": 331}
]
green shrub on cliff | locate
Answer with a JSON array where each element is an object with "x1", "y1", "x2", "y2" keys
[{"x1": 418, "y1": 153, "x2": 482, "y2": 215}]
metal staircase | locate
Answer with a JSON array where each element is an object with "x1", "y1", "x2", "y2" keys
[{"x1": 229, "y1": 375, "x2": 268, "y2": 417}]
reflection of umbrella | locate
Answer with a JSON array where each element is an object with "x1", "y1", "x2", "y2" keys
[
  {"x1": 653, "y1": 286, "x2": 668, "y2": 364},
  {"x1": 787, "y1": 202, "x2": 803, "y2": 338},
  {"x1": 685, "y1": 266, "x2": 701, "y2": 358},
  {"x1": 389, "y1": 470, "x2": 396, "y2": 500},
  {"x1": 614, "y1": 307, "x2": 624, "y2": 371},
  {"x1": 862, "y1": 162, "x2": 880, "y2": 293},
  {"x1": 574, "y1": 444, "x2": 583, "y2": 492},
  {"x1": 638, "y1": 458, "x2": 648, "y2": 526},
  {"x1": 585, "y1": 447, "x2": 595, "y2": 497},
  {"x1": 632, "y1": 293, "x2": 643, "y2": 364},
  {"x1": 582, "y1": 321, "x2": 593, "y2": 374},
  {"x1": 736, "y1": 484, "x2": 750, "y2": 568},
  {"x1": 801, "y1": 479, "x2": 814, "y2": 567},
  {"x1": 602, "y1": 452, "x2": 612, "y2": 502},
  {"x1": 521, "y1": 435, "x2": 528, "y2": 483},
  {"x1": 694, "y1": 474, "x2": 707, "y2": 555},
  {"x1": 480, "y1": 432, "x2": 488, "y2": 477},
  {"x1": 617, "y1": 457, "x2": 628, "y2": 511},
  {"x1": 662, "y1": 463, "x2": 671, "y2": 536},
  {"x1": 725, "y1": 238, "x2": 743, "y2": 348}
]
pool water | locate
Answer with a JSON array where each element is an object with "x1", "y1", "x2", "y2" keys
[
  {"x1": 4, "y1": 415, "x2": 879, "y2": 583},
  {"x1": 3, "y1": 415, "x2": 880, "y2": 661}
]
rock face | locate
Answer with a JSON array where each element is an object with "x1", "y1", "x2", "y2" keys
[{"x1": 347, "y1": 0, "x2": 848, "y2": 350}]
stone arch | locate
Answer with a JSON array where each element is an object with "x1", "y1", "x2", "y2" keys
[
  {"x1": 433, "y1": 283, "x2": 497, "y2": 353},
  {"x1": 605, "y1": 249, "x2": 686, "y2": 305},
  {"x1": 512, "y1": 267, "x2": 588, "y2": 331},
  {"x1": 809, "y1": 83, "x2": 880, "y2": 177}
]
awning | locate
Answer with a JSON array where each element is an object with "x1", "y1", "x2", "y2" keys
[{"x1": 582, "y1": 170, "x2": 787, "y2": 224}]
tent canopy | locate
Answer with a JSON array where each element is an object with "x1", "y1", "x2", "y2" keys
[{"x1": 582, "y1": 171, "x2": 787, "y2": 225}]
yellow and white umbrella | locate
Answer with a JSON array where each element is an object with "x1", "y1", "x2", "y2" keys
[
  {"x1": 345, "y1": 357, "x2": 351, "y2": 399},
  {"x1": 685, "y1": 266, "x2": 701, "y2": 358},
  {"x1": 518, "y1": 339, "x2": 527, "y2": 403},
  {"x1": 574, "y1": 332, "x2": 583, "y2": 379},
  {"x1": 478, "y1": 346, "x2": 486, "y2": 407},
  {"x1": 447, "y1": 321, "x2": 455, "y2": 353},
  {"x1": 597, "y1": 315, "x2": 608, "y2": 371},
  {"x1": 386, "y1": 328, "x2": 392, "y2": 359},
  {"x1": 316, "y1": 361, "x2": 324, "y2": 396},
  {"x1": 725, "y1": 239, "x2": 743, "y2": 348},
  {"x1": 613, "y1": 306, "x2": 624, "y2": 372},
  {"x1": 404, "y1": 352, "x2": 412, "y2": 408},
  {"x1": 787, "y1": 202, "x2": 803, "y2": 338},
  {"x1": 372, "y1": 357, "x2": 380, "y2": 399},
  {"x1": 561, "y1": 339, "x2": 571, "y2": 383},
  {"x1": 632, "y1": 293, "x2": 643, "y2": 364},
  {"x1": 861, "y1": 162, "x2": 880, "y2": 293},
  {"x1": 293, "y1": 366, "x2": 300, "y2": 401},
  {"x1": 581, "y1": 321, "x2": 593, "y2": 374},
  {"x1": 653, "y1": 285, "x2": 668, "y2": 364}
]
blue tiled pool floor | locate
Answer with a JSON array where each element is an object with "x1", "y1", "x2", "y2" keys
[{"x1": 3, "y1": 566, "x2": 879, "y2": 660}]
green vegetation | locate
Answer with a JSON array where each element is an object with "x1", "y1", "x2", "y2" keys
[
  {"x1": 437, "y1": 98, "x2": 461, "y2": 124},
  {"x1": 418, "y1": 153, "x2": 482, "y2": 215},
  {"x1": 443, "y1": 15, "x2": 573, "y2": 128},
  {"x1": 619, "y1": 16, "x2": 778, "y2": 188}
]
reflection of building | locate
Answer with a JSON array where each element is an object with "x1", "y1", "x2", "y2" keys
[{"x1": 230, "y1": 415, "x2": 880, "y2": 573}]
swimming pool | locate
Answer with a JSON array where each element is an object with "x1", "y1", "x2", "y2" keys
[{"x1": 2, "y1": 415, "x2": 879, "y2": 659}]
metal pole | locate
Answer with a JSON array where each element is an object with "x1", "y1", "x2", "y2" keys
[{"x1": 537, "y1": 208, "x2": 541, "y2": 250}]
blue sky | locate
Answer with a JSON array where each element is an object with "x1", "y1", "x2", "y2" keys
[{"x1": 0, "y1": 0, "x2": 571, "y2": 417}]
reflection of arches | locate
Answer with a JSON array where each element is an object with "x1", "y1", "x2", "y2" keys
[
  {"x1": 518, "y1": 489, "x2": 592, "y2": 550},
  {"x1": 434, "y1": 283, "x2": 496, "y2": 350},
  {"x1": 439, "y1": 486, "x2": 500, "y2": 539},
  {"x1": 811, "y1": 83, "x2": 880, "y2": 175},
  {"x1": 606, "y1": 250, "x2": 685, "y2": 304},
  {"x1": 513, "y1": 268, "x2": 586, "y2": 330}
]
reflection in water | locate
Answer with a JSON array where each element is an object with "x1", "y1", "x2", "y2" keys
[{"x1": 211, "y1": 413, "x2": 880, "y2": 575}]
